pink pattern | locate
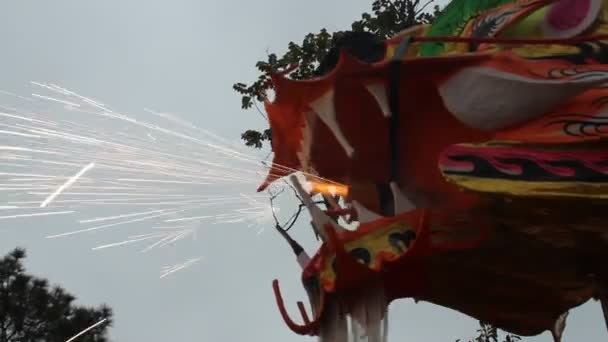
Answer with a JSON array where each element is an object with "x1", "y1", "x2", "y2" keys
[
  {"x1": 546, "y1": 0, "x2": 592, "y2": 31},
  {"x1": 439, "y1": 144, "x2": 608, "y2": 177}
]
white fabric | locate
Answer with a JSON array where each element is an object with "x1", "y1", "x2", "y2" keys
[
  {"x1": 439, "y1": 66, "x2": 608, "y2": 131},
  {"x1": 297, "y1": 251, "x2": 311, "y2": 269},
  {"x1": 309, "y1": 89, "x2": 355, "y2": 158},
  {"x1": 551, "y1": 311, "x2": 569, "y2": 342},
  {"x1": 318, "y1": 285, "x2": 388, "y2": 342},
  {"x1": 541, "y1": 0, "x2": 603, "y2": 39}
]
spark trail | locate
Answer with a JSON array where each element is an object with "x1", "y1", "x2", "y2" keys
[
  {"x1": 160, "y1": 257, "x2": 202, "y2": 279},
  {"x1": 65, "y1": 318, "x2": 108, "y2": 342},
  {"x1": 40, "y1": 162, "x2": 95, "y2": 208}
]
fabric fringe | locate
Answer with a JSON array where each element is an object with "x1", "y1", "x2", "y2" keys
[{"x1": 319, "y1": 285, "x2": 389, "y2": 342}]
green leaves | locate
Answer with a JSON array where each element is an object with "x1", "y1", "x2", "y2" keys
[
  {"x1": 233, "y1": 0, "x2": 443, "y2": 149},
  {"x1": 241, "y1": 129, "x2": 272, "y2": 149},
  {"x1": 233, "y1": 28, "x2": 343, "y2": 111},
  {"x1": 0, "y1": 248, "x2": 113, "y2": 342},
  {"x1": 351, "y1": 0, "x2": 442, "y2": 36},
  {"x1": 456, "y1": 321, "x2": 522, "y2": 342}
]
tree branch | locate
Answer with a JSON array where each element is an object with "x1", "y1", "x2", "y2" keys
[
  {"x1": 281, "y1": 178, "x2": 303, "y2": 203},
  {"x1": 386, "y1": 0, "x2": 407, "y2": 23},
  {"x1": 267, "y1": 187, "x2": 286, "y2": 228},
  {"x1": 252, "y1": 99, "x2": 269, "y2": 121},
  {"x1": 415, "y1": 0, "x2": 435, "y2": 15}
]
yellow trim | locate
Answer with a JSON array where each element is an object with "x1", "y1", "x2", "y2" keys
[
  {"x1": 385, "y1": 25, "x2": 430, "y2": 60},
  {"x1": 500, "y1": 5, "x2": 548, "y2": 38},
  {"x1": 444, "y1": 175, "x2": 608, "y2": 199},
  {"x1": 508, "y1": 0, "x2": 608, "y2": 57}
]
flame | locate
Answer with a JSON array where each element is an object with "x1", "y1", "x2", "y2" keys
[{"x1": 309, "y1": 180, "x2": 349, "y2": 197}]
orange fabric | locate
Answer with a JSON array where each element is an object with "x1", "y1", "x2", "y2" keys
[{"x1": 258, "y1": 98, "x2": 303, "y2": 191}]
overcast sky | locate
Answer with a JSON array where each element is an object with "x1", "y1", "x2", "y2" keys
[{"x1": 0, "y1": 1, "x2": 606, "y2": 341}]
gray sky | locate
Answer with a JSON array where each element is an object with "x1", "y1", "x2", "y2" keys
[{"x1": 0, "y1": 1, "x2": 606, "y2": 341}]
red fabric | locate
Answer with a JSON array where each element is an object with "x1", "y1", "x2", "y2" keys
[
  {"x1": 260, "y1": 33, "x2": 608, "y2": 191},
  {"x1": 261, "y1": 52, "x2": 494, "y2": 201},
  {"x1": 267, "y1": 29, "x2": 608, "y2": 340},
  {"x1": 258, "y1": 98, "x2": 303, "y2": 191}
]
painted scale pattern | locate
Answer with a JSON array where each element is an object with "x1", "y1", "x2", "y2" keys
[
  {"x1": 440, "y1": 144, "x2": 608, "y2": 198},
  {"x1": 420, "y1": 0, "x2": 518, "y2": 56},
  {"x1": 318, "y1": 221, "x2": 417, "y2": 291}
]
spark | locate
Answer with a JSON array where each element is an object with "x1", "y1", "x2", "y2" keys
[
  {"x1": 160, "y1": 257, "x2": 202, "y2": 279},
  {"x1": 151, "y1": 225, "x2": 189, "y2": 229},
  {"x1": 0, "y1": 146, "x2": 64, "y2": 155},
  {"x1": 46, "y1": 208, "x2": 191, "y2": 238},
  {"x1": 40, "y1": 162, "x2": 95, "y2": 208},
  {"x1": 141, "y1": 230, "x2": 192, "y2": 252},
  {"x1": 31, "y1": 93, "x2": 82, "y2": 107},
  {"x1": 32, "y1": 192, "x2": 202, "y2": 197},
  {"x1": 64, "y1": 318, "x2": 108, "y2": 342},
  {"x1": 0, "y1": 172, "x2": 58, "y2": 178},
  {"x1": 91, "y1": 227, "x2": 196, "y2": 252},
  {"x1": 0, "y1": 83, "x2": 288, "y2": 259},
  {"x1": 116, "y1": 178, "x2": 211, "y2": 185},
  {"x1": 0, "y1": 211, "x2": 74, "y2": 220},
  {"x1": 0, "y1": 90, "x2": 34, "y2": 102},
  {"x1": 92, "y1": 234, "x2": 166, "y2": 250},
  {"x1": 9, "y1": 178, "x2": 57, "y2": 181},
  {"x1": 0, "y1": 129, "x2": 41, "y2": 138},
  {"x1": 164, "y1": 215, "x2": 212, "y2": 223},
  {"x1": 78, "y1": 209, "x2": 167, "y2": 223}
]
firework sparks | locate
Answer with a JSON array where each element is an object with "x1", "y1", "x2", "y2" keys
[
  {"x1": 79, "y1": 209, "x2": 167, "y2": 224},
  {"x1": 0, "y1": 81, "x2": 314, "y2": 275},
  {"x1": 40, "y1": 162, "x2": 95, "y2": 208},
  {"x1": 90, "y1": 224, "x2": 197, "y2": 252},
  {"x1": 92, "y1": 234, "x2": 169, "y2": 250},
  {"x1": 0, "y1": 210, "x2": 74, "y2": 220},
  {"x1": 31, "y1": 93, "x2": 81, "y2": 108},
  {"x1": 64, "y1": 318, "x2": 108, "y2": 342},
  {"x1": 160, "y1": 257, "x2": 202, "y2": 279},
  {"x1": 46, "y1": 208, "x2": 193, "y2": 239}
]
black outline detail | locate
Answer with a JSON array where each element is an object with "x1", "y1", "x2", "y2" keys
[
  {"x1": 389, "y1": 230, "x2": 417, "y2": 253},
  {"x1": 543, "y1": 114, "x2": 608, "y2": 137}
]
